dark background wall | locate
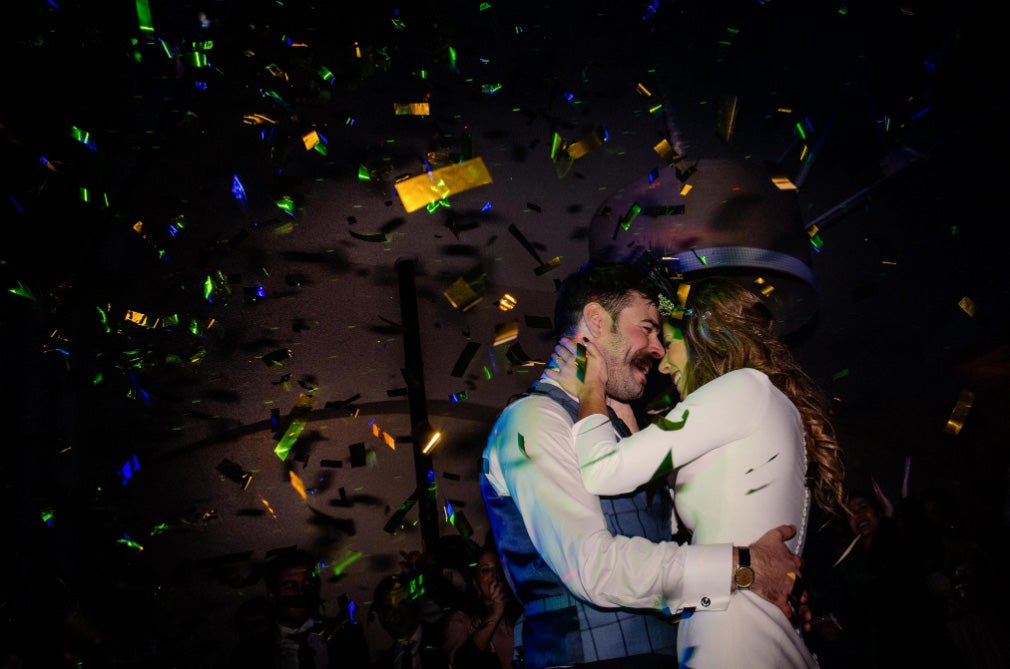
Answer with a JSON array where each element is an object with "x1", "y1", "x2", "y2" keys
[{"x1": 2, "y1": 0, "x2": 1008, "y2": 665}]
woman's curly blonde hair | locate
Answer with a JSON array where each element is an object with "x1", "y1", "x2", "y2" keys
[{"x1": 674, "y1": 277, "x2": 848, "y2": 517}]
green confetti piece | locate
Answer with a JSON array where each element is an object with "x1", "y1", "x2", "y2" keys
[
  {"x1": 274, "y1": 417, "x2": 307, "y2": 460},
  {"x1": 575, "y1": 342, "x2": 587, "y2": 382},
  {"x1": 619, "y1": 202, "x2": 642, "y2": 231},
  {"x1": 654, "y1": 408, "x2": 689, "y2": 431},
  {"x1": 8, "y1": 281, "x2": 37, "y2": 301},
  {"x1": 135, "y1": 0, "x2": 154, "y2": 33},
  {"x1": 331, "y1": 550, "x2": 363, "y2": 577},
  {"x1": 118, "y1": 535, "x2": 144, "y2": 551},
  {"x1": 549, "y1": 132, "x2": 565, "y2": 162}
]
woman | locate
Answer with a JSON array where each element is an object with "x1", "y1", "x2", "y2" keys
[
  {"x1": 441, "y1": 545, "x2": 519, "y2": 669},
  {"x1": 550, "y1": 276, "x2": 847, "y2": 668}
]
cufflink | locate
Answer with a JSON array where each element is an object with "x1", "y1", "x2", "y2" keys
[{"x1": 700, "y1": 597, "x2": 711, "y2": 608}]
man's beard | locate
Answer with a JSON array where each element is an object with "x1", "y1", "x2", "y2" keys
[{"x1": 603, "y1": 348, "x2": 653, "y2": 403}]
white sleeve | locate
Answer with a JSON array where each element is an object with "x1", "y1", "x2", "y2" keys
[
  {"x1": 574, "y1": 369, "x2": 772, "y2": 496},
  {"x1": 484, "y1": 392, "x2": 732, "y2": 614}
]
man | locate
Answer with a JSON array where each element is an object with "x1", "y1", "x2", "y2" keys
[
  {"x1": 369, "y1": 573, "x2": 451, "y2": 669},
  {"x1": 231, "y1": 549, "x2": 370, "y2": 669},
  {"x1": 480, "y1": 261, "x2": 804, "y2": 669}
]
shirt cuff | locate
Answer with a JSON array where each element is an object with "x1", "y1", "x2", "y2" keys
[{"x1": 675, "y1": 543, "x2": 732, "y2": 613}]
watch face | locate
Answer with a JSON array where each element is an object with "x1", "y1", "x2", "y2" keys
[{"x1": 735, "y1": 567, "x2": 755, "y2": 589}]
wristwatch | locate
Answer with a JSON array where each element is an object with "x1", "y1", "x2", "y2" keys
[{"x1": 734, "y1": 547, "x2": 755, "y2": 589}]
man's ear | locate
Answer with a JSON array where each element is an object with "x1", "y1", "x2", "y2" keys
[{"x1": 582, "y1": 302, "x2": 611, "y2": 338}]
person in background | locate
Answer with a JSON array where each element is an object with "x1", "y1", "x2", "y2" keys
[
  {"x1": 480, "y1": 260, "x2": 807, "y2": 669},
  {"x1": 231, "y1": 548, "x2": 370, "y2": 669},
  {"x1": 550, "y1": 275, "x2": 847, "y2": 668},
  {"x1": 442, "y1": 542, "x2": 520, "y2": 669},
  {"x1": 369, "y1": 572, "x2": 451, "y2": 669}
]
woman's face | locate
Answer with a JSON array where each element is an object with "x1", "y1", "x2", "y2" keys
[
  {"x1": 474, "y1": 551, "x2": 501, "y2": 599},
  {"x1": 847, "y1": 496, "x2": 881, "y2": 537},
  {"x1": 658, "y1": 322, "x2": 689, "y2": 399}
]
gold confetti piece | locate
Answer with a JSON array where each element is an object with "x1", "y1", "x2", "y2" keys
[
  {"x1": 494, "y1": 321, "x2": 520, "y2": 346},
  {"x1": 444, "y1": 277, "x2": 484, "y2": 311},
  {"x1": 372, "y1": 420, "x2": 396, "y2": 450},
  {"x1": 534, "y1": 256, "x2": 562, "y2": 276},
  {"x1": 653, "y1": 139, "x2": 682, "y2": 164},
  {"x1": 396, "y1": 157, "x2": 493, "y2": 213},
  {"x1": 289, "y1": 470, "x2": 307, "y2": 501},
  {"x1": 767, "y1": 162, "x2": 798, "y2": 191},
  {"x1": 393, "y1": 102, "x2": 430, "y2": 116},
  {"x1": 498, "y1": 293, "x2": 517, "y2": 311},
  {"x1": 958, "y1": 296, "x2": 976, "y2": 317},
  {"x1": 715, "y1": 95, "x2": 738, "y2": 143},
  {"x1": 564, "y1": 127, "x2": 607, "y2": 160},
  {"x1": 679, "y1": 183, "x2": 693, "y2": 196},
  {"x1": 943, "y1": 389, "x2": 974, "y2": 436},
  {"x1": 302, "y1": 130, "x2": 320, "y2": 150},
  {"x1": 124, "y1": 309, "x2": 158, "y2": 328},
  {"x1": 753, "y1": 277, "x2": 775, "y2": 297}
]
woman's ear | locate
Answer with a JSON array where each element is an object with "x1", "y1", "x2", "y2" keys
[{"x1": 582, "y1": 302, "x2": 610, "y2": 338}]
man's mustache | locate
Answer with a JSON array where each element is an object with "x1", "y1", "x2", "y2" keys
[{"x1": 279, "y1": 594, "x2": 318, "y2": 609}]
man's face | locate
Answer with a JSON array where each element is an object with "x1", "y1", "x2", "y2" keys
[
  {"x1": 596, "y1": 291, "x2": 665, "y2": 403},
  {"x1": 271, "y1": 565, "x2": 320, "y2": 624}
]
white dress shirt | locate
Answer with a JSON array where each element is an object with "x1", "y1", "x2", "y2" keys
[{"x1": 482, "y1": 376, "x2": 731, "y2": 615}]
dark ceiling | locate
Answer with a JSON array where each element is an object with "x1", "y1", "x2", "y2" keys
[{"x1": 2, "y1": 0, "x2": 1008, "y2": 665}]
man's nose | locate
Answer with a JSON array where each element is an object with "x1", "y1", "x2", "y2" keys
[{"x1": 647, "y1": 335, "x2": 665, "y2": 358}]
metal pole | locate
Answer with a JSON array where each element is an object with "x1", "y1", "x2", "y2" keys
[{"x1": 395, "y1": 256, "x2": 439, "y2": 552}]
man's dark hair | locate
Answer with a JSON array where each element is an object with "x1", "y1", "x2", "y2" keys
[
  {"x1": 263, "y1": 548, "x2": 318, "y2": 592},
  {"x1": 553, "y1": 261, "x2": 658, "y2": 338}
]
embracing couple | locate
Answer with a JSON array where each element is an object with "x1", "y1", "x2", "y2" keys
[{"x1": 480, "y1": 258, "x2": 847, "y2": 669}]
